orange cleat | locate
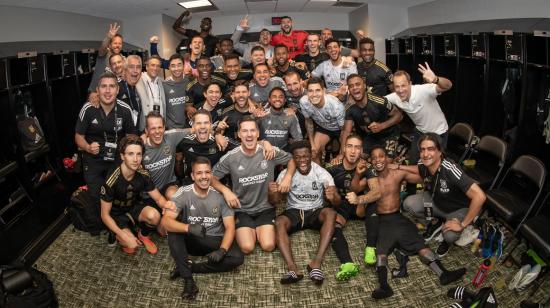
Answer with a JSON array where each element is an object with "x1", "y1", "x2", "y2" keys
[{"x1": 138, "y1": 232, "x2": 158, "y2": 255}]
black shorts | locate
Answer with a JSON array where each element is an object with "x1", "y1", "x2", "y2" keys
[
  {"x1": 235, "y1": 208, "x2": 276, "y2": 229},
  {"x1": 280, "y1": 208, "x2": 324, "y2": 234},
  {"x1": 110, "y1": 202, "x2": 148, "y2": 229},
  {"x1": 376, "y1": 211, "x2": 426, "y2": 256},
  {"x1": 334, "y1": 202, "x2": 362, "y2": 221},
  {"x1": 314, "y1": 122, "x2": 341, "y2": 140}
]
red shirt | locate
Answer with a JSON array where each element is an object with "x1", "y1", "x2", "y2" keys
[{"x1": 271, "y1": 30, "x2": 309, "y2": 59}]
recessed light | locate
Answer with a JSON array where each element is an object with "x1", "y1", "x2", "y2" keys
[{"x1": 178, "y1": 0, "x2": 213, "y2": 9}]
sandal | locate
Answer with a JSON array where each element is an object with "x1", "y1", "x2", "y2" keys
[
  {"x1": 280, "y1": 271, "x2": 304, "y2": 284},
  {"x1": 307, "y1": 265, "x2": 324, "y2": 285}
]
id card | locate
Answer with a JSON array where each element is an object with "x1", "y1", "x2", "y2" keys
[{"x1": 104, "y1": 141, "x2": 117, "y2": 161}]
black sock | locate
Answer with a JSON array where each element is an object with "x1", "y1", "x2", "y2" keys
[
  {"x1": 331, "y1": 227, "x2": 353, "y2": 264},
  {"x1": 139, "y1": 222, "x2": 156, "y2": 236},
  {"x1": 377, "y1": 266, "x2": 389, "y2": 289},
  {"x1": 364, "y1": 206, "x2": 378, "y2": 247}
]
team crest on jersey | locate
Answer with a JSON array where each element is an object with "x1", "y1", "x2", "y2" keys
[
  {"x1": 212, "y1": 206, "x2": 219, "y2": 215},
  {"x1": 344, "y1": 179, "x2": 351, "y2": 188},
  {"x1": 312, "y1": 182, "x2": 318, "y2": 190},
  {"x1": 116, "y1": 118, "x2": 123, "y2": 130},
  {"x1": 100, "y1": 186, "x2": 105, "y2": 195},
  {"x1": 340, "y1": 73, "x2": 346, "y2": 81},
  {"x1": 439, "y1": 179, "x2": 450, "y2": 193},
  {"x1": 260, "y1": 160, "x2": 268, "y2": 169},
  {"x1": 163, "y1": 145, "x2": 171, "y2": 155},
  {"x1": 209, "y1": 147, "x2": 217, "y2": 154},
  {"x1": 324, "y1": 114, "x2": 332, "y2": 120},
  {"x1": 282, "y1": 119, "x2": 288, "y2": 128}
]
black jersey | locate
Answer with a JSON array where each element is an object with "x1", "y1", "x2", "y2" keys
[
  {"x1": 418, "y1": 158, "x2": 476, "y2": 213},
  {"x1": 100, "y1": 167, "x2": 155, "y2": 215},
  {"x1": 357, "y1": 59, "x2": 393, "y2": 96},
  {"x1": 213, "y1": 69, "x2": 253, "y2": 91},
  {"x1": 185, "y1": 76, "x2": 228, "y2": 107},
  {"x1": 193, "y1": 97, "x2": 233, "y2": 128},
  {"x1": 75, "y1": 100, "x2": 137, "y2": 161},
  {"x1": 274, "y1": 62, "x2": 310, "y2": 81},
  {"x1": 294, "y1": 52, "x2": 330, "y2": 72},
  {"x1": 345, "y1": 93, "x2": 397, "y2": 139},
  {"x1": 220, "y1": 104, "x2": 251, "y2": 142},
  {"x1": 326, "y1": 161, "x2": 377, "y2": 199},
  {"x1": 176, "y1": 134, "x2": 226, "y2": 179}
]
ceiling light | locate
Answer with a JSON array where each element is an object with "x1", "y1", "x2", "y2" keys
[
  {"x1": 178, "y1": 0, "x2": 213, "y2": 9},
  {"x1": 310, "y1": 0, "x2": 338, "y2": 2}
]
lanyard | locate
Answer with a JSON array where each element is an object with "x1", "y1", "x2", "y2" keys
[
  {"x1": 146, "y1": 79, "x2": 161, "y2": 104},
  {"x1": 124, "y1": 82, "x2": 140, "y2": 112}
]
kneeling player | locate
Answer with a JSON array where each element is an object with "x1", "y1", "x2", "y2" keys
[
  {"x1": 162, "y1": 156, "x2": 244, "y2": 300},
  {"x1": 270, "y1": 141, "x2": 338, "y2": 285},
  {"x1": 369, "y1": 146, "x2": 465, "y2": 299},
  {"x1": 100, "y1": 135, "x2": 177, "y2": 255}
]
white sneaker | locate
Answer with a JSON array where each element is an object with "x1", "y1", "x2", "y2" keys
[
  {"x1": 434, "y1": 233, "x2": 444, "y2": 243},
  {"x1": 516, "y1": 264, "x2": 541, "y2": 291},
  {"x1": 508, "y1": 264, "x2": 531, "y2": 290},
  {"x1": 455, "y1": 225, "x2": 480, "y2": 247}
]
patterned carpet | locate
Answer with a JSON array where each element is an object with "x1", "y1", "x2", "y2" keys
[{"x1": 35, "y1": 218, "x2": 549, "y2": 307}]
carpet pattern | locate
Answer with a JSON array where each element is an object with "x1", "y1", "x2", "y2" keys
[{"x1": 36, "y1": 218, "x2": 549, "y2": 307}]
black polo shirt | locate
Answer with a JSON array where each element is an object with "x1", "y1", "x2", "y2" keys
[
  {"x1": 345, "y1": 93, "x2": 397, "y2": 140},
  {"x1": 419, "y1": 158, "x2": 475, "y2": 213},
  {"x1": 357, "y1": 59, "x2": 393, "y2": 96},
  {"x1": 75, "y1": 100, "x2": 137, "y2": 161}
]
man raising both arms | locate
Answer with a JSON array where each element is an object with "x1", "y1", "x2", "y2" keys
[{"x1": 367, "y1": 145, "x2": 466, "y2": 299}]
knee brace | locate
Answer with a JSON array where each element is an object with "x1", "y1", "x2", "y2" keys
[
  {"x1": 376, "y1": 255, "x2": 388, "y2": 268},
  {"x1": 419, "y1": 250, "x2": 437, "y2": 265}
]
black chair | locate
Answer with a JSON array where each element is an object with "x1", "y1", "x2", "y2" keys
[
  {"x1": 463, "y1": 135, "x2": 507, "y2": 190},
  {"x1": 445, "y1": 122, "x2": 474, "y2": 163},
  {"x1": 484, "y1": 155, "x2": 546, "y2": 235},
  {"x1": 506, "y1": 192, "x2": 550, "y2": 295}
]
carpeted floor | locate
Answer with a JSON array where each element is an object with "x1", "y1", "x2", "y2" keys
[{"x1": 35, "y1": 218, "x2": 549, "y2": 307}]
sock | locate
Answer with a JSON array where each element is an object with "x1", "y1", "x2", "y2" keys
[
  {"x1": 332, "y1": 227, "x2": 353, "y2": 264},
  {"x1": 364, "y1": 207, "x2": 378, "y2": 247},
  {"x1": 377, "y1": 266, "x2": 390, "y2": 289},
  {"x1": 140, "y1": 222, "x2": 156, "y2": 237},
  {"x1": 428, "y1": 260, "x2": 446, "y2": 277}
]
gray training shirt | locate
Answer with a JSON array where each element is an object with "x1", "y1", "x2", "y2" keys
[
  {"x1": 143, "y1": 129, "x2": 189, "y2": 189},
  {"x1": 213, "y1": 144, "x2": 292, "y2": 215},
  {"x1": 249, "y1": 77, "x2": 287, "y2": 107},
  {"x1": 172, "y1": 184, "x2": 234, "y2": 237},
  {"x1": 259, "y1": 109, "x2": 302, "y2": 149},
  {"x1": 163, "y1": 78, "x2": 190, "y2": 129}
]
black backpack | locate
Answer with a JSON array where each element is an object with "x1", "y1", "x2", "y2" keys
[
  {"x1": 0, "y1": 263, "x2": 58, "y2": 308},
  {"x1": 15, "y1": 92, "x2": 46, "y2": 153},
  {"x1": 67, "y1": 187, "x2": 103, "y2": 236}
]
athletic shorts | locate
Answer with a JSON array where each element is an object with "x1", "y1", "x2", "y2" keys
[
  {"x1": 334, "y1": 201, "x2": 362, "y2": 221},
  {"x1": 376, "y1": 211, "x2": 426, "y2": 256},
  {"x1": 110, "y1": 202, "x2": 147, "y2": 230},
  {"x1": 235, "y1": 208, "x2": 276, "y2": 229},
  {"x1": 314, "y1": 122, "x2": 341, "y2": 140},
  {"x1": 280, "y1": 208, "x2": 324, "y2": 234}
]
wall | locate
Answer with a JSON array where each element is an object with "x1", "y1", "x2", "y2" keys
[
  {"x1": 121, "y1": 14, "x2": 163, "y2": 52},
  {"x1": 408, "y1": 0, "x2": 550, "y2": 28},
  {"x1": 348, "y1": 4, "x2": 409, "y2": 62},
  {"x1": 184, "y1": 12, "x2": 351, "y2": 35},
  {"x1": 0, "y1": 5, "x2": 118, "y2": 43}
]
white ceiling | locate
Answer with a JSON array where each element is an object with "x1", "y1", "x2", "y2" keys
[{"x1": 0, "y1": 0, "x2": 435, "y2": 20}]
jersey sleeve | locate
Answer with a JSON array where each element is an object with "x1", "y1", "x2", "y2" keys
[
  {"x1": 445, "y1": 162, "x2": 475, "y2": 194},
  {"x1": 273, "y1": 148, "x2": 292, "y2": 165},
  {"x1": 344, "y1": 105, "x2": 354, "y2": 121},
  {"x1": 276, "y1": 168, "x2": 288, "y2": 183},
  {"x1": 100, "y1": 182, "x2": 114, "y2": 202},
  {"x1": 363, "y1": 167, "x2": 378, "y2": 180},
  {"x1": 319, "y1": 168, "x2": 335, "y2": 187},
  {"x1": 335, "y1": 102, "x2": 346, "y2": 128},
  {"x1": 289, "y1": 115, "x2": 303, "y2": 141},
  {"x1": 311, "y1": 62, "x2": 323, "y2": 78},
  {"x1": 212, "y1": 153, "x2": 232, "y2": 179},
  {"x1": 141, "y1": 171, "x2": 156, "y2": 192},
  {"x1": 299, "y1": 97, "x2": 311, "y2": 118},
  {"x1": 75, "y1": 104, "x2": 91, "y2": 135},
  {"x1": 218, "y1": 193, "x2": 234, "y2": 217}
]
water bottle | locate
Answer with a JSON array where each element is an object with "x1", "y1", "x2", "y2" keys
[{"x1": 472, "y1": 259, "x2": 491, "y2": 288}]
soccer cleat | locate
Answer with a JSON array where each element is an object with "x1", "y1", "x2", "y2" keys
[
  {"x1": 182, "y1": 279, "x2": 199, "y2": 300},
  {"x1": 121, "y1": 246, "x2": 137, "y2": 255},
  {"x1": 336, "y1": 262, "x2": 360, "y2": 281},
  {"x1": 455, "y1": 225, "x2": 480, "y2": 247},
  {"x1": 423, "y1": 220, "x2": 443, "y2": 242},
  {"x1": 107, "y1": 231, "x2": 117, "y2": 247},
  {"x1": 440, "y1": 268, "x2": 466, "y2": 285},
  {"x1": 516, "y1": 264, "x2": 541, "y2": 291},
  {"x1": 372, "y1": 286, "x2": 394, "y2": 299},
  {"x1": 364, "y1": 246, "x2": 376, "y2": 266},
  {"x1": 508, "y1": 264, "x2": 531, "y2": 290},
  {"x1": 437, "y1": 241, "x2": 451, "y2": 258},
  {"x1": 138, "y1": 232, "x2": 158, "y2": 255}
]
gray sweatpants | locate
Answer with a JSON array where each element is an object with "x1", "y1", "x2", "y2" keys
[{"x1": 403, "y1": 192, "x2": 468, "y2": 244}]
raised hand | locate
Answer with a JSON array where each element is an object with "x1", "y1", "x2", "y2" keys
[
  {"x1": 355, "y1": 29, "x2": 365, "y2": 39},
  {"x1": 239, "y1": 15, "x2": 250, "y2": 30},
  {"x1": 324, "y1": 185, "x2": 337, "y2": 202},
  {"x1": 356, "y1": 159, "x2": 367, "y2": 176},
  {"x1": 107, "y1": 23, "x2": 120, "y2": 39},
  {"x1": 149, "y1": 36, "x2": 159, "y2": 44},
  {"x1": 418, "y1": 62, "x2": 437, "y2": 83}
]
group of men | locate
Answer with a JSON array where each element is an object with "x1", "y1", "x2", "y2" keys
[{"x1": 75, "y1": 12, "x2": 487, "y2": 301}]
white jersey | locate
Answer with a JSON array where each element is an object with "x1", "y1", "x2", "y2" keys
[
  {"x1": 385, "y1": 83, "x2": 448, "y2": 135},
  {"x1": 312, "y1": 59, "x2": 358, "y2": 92},
  {"x1": 299, "y1": 94, "x2": 345, "y2": 132},
  {"x1": 277, "y1": 162, "x2": 335, "y2": 211}
]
